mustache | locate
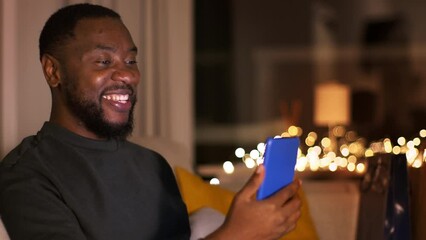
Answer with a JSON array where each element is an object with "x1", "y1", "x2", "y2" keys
[{"x1": 102, "y1": 84, "x2": 135, "y2": 95}]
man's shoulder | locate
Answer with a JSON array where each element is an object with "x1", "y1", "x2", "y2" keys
[{"x1": 0, "y1": 136, "x2": 38, "y2": 168}]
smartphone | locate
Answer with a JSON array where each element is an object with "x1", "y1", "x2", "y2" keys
[{"x1": 256, "y1": 136, "x2": 300, "y2": 200}]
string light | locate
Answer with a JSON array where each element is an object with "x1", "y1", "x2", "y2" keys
[{"x1": 227, "y1": 126, "x2": 425, "y2": 176}]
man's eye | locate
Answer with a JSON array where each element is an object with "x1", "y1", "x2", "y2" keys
[
  {"x1": 97, "y1": 60, "x2": 111, "y2": 65},
  {"x1": 126, "y1": 60, "x2": 138, "y2": 65}
]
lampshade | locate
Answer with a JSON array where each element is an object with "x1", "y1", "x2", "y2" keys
[{"x1": 314, "y1": 82, "x2": 351, "y2": 126}]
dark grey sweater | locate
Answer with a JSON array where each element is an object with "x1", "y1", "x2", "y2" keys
[{"x1": 0, "y1": 122, "x2": 190, "y2": 240}]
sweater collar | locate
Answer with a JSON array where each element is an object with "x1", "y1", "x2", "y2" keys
[{"x1": 39, "y1": 122, "x2": 121, "y2": 151}]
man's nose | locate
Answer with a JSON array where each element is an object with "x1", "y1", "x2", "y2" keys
[{"x1": 111, "y1": 65, "x2": 139, "y2": 85}]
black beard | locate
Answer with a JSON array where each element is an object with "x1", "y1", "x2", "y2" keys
[{"x1": 63, "y1": 83, "x2": 136, "y2": 140}]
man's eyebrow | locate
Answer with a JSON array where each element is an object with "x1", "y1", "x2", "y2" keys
[{"x1": 94, "y1": 44, "x2": 138, "y2": 53}]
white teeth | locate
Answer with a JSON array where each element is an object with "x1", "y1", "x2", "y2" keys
[{"x1": 103, "y1": 94, "x2": 129, "y2": 102}]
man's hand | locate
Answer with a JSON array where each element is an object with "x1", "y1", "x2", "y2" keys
[{"x1": 205, "y1": 165, "x2": 302, "y2": 240}]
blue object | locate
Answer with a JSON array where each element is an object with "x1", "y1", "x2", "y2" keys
[{"x1": 257, "y1": 137, "x2": 299, "y2": 200}]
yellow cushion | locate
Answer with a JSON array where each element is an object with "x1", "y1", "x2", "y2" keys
[
  {"x1": 174, "y1": 167, "x2": 319, "y2": 240},
  {"x1": 283, "y1": 186, "x2": 319, "y2": 240},
  {"x1": 174, "y1": 166, "x2": 234, "y2": 215}
]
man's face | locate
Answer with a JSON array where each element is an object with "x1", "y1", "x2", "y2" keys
[{"x1": 58, "y1": 17, "x2": 140, "y2": 139}]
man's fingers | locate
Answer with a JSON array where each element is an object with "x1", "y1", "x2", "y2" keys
[
  {"x1": 283, "y1": 198, "x2": 302, "y2": 221},
  {"x1": 268, "y1": 179, "x2": 301, "y2": 205},
  {"x1": 276, "y1": 195, "x2": 302, "y2": 236}
]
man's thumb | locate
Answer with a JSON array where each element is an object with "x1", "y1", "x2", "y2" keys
[{"x1": 239, "y1": 164, "x2": 265, "y2": 199}]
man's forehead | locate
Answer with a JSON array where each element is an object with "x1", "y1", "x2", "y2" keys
[
  {"x1": 70, "y1": 17, "x2": 137, "y2": 51},
  {"x1": 74, "y1": 17, "x2": 124, "y2": 33}
]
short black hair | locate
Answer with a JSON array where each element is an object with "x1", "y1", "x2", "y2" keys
[{"x1": 39, "y1": 3, "x2": 121, "y2": 60}]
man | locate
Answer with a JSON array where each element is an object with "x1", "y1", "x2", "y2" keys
[{"x1": 0, "y1": 3, "x2": 301, "y2": 239}]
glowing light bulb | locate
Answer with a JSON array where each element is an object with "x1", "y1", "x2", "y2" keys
[
  {"x1": 397, "y1": 137, "x2": 406, "y2": 146},
  {"x1": 420, "y1": 129, "x2": 426, "y2": 138},
  {"x1": 250, "y1": 150, "x2": 260, "y2": 159},
  {"x1": 356, "y1": 163, "x2": 366, "y2": 173},
  {"x1": 321, "y1": 137, "x2": 331, "y2": 148},
  {"x1": 296, "y1": 156, "x2": 307, "y2": 172},
  {"x1": 340, "y1": 145, "x2": 350, "y2": 157},
  {"x1": 383, "y1": 138, "x2": 392, "y2": 153},
  {"x1": 347, "y1": 162, "x2": 356, "y2": 172},
  {"x1": 413, "y1": 137, "x2": 421, "y2": 146},
  {"x1": 393, "y1": 146, "x2": 401, "y2": 155},
  {"x1": 244, "y1": 158, "x2": 256, "y2": 169},
  {"x1": 365, "y1": 149, "x2": 374, "y2": 157},
  {"x1": 257, "y1": 143, "x2": 266, "y2": 154},
  {"x1": 329, "y1": 162, "x2": 338, "y2": 172},
  {"x1": 412, "y1": 159, "x2": 422, "y2": 168},
  {"x1": 288, "y1": 126, "x2": 298, "y2": 136},
  {"x1": 210, "y1": 178, "x2": 220, "y2": 185},
  {"x1": 348, "y1": 155, "x2": 357, "y2": 164},
  {"x1": 235, "y1": 148, "x2": 245, "y2": 158},
  {"x1": 223, "y1": 161, "x2": 235, "y2": 174}
]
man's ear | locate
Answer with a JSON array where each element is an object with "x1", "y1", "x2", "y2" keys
[{"x1": 41, "y1": 54, "x2": 62, "y2": 88}]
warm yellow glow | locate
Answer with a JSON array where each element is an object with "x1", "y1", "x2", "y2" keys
[
  {"x1": 412, "y1": 159, "x2": 422, "y2": 168},
  {"x1": 340, "y1": 145, "x2": 350, "y2": 157},
  {"x1": 233, "y1": 126, "x2": 424, "y2": 175},
  {"x1": 250, "y1": 150, "x2": 260, "y2": 159},
  {"x1": 223, "y1": 161, "x2": 235, "y2": 174},
  {"x1": 307, "y1": 151, "x2": 320, "y2": 163},
  {"x1": 305, "y1": 136, "x2": 316, "y2": 147},
  {"x1": 235, "y1": 148, "x2": 245, "y2": 158},
  {"x1": 326, "y1": 151, "x2": 337, "y2": 159},
  {"x1": 406, "y1": 148, "x2": 419, "y2": 164},
  {"x1": 308, "y1": 132, "x2": 318, "y2": 140},
  {"x1": 296, "y1": 157, "x2": 308, "y2": 172},
  {"x1": 345, "y1": 131, "x2": 357, "y2": 142},
  {"x1": 297, "y1": 127, "x2": 303, "y2": 137},
  {"x1": 257, "y1": 143, "x2": 266, "y2": 154},
  {"x1": 413, "y1": 137, "x2": 421, "y2": 146},
  {"x1": 348, "y1": 155, "x2": 357, "y2": 164},
  {"x1": 313, "y1": 146, "x2": 322, "y2": 155},
  {"x1": 392, "y1": 146, "x2": 401, "y2": 155},
  {"x1": 420, "y1": 129, "x2": 426, "y2": 138},
  {"x1": 320, "y1": 157, "x2": 331, "y2": 168},
  {"x1": 244, "y1": 158, "x2": 256, "y2": 169},
  {"x1": 329, "y1": 162, "x2": 338, "y2": 172},
  {"x1": 397, "y1": 137, "x2": 406, "y2": 146},
  {"x1": 349, "y1": 142, "x2": 360, "y2": 154},
  {"x1": 347, "y1": 162, "x2": 356, "y2": 172},
  {"x1": 384, "y1": 138, "x2": 393, "y2": 153},
  {"x1": 339, "y1": 157, "x2": 348, "y2": 167},
  {"x1": 297, "y1": 148, "x2": 303, "y2": 158},
  {"x1": 370, "y1": 142, "x2": 382, "y2": 153},
  {"x1": 356, "y1": 163, "x2": 366, "y2": 173},
  {"x1": 310, "y1": 158, "x2": 320, "y2": 171},
  {"x1": 333, "y1": 126, "x2": 346, "y2": 137},
  {"x1": 365, "y1": 148, "x2": 374, "y2": 157},
  {"x1": 280, "y1": 132, "x2": 290, "y2": 137},
  {"x1": 288, "y1": 126, "x2": 299, "y2": 136},
  {"x1": 296, "y1": 165, "x2": 306, "y2": 172},
  {"x1": 210, "y1": 178, "x2": 220, "y2": 185},
  {"x1": 321, "y1": 137, "x2": 331, "y2": 148}
]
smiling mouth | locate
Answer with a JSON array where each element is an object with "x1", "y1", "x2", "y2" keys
[{"x1": 102, "y1": 94, "x2": 130, "y2": 103}]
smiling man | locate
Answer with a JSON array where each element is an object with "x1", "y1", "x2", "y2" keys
[
  {"x1": 0, "y1": 3, "x2": 301, "y2": 240},
  {"x1": 41, "y1": 10, "x2": 139, "y2": 140}
]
